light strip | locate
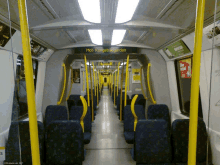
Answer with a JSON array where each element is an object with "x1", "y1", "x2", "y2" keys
[
  {"x1": 88, "y1": 30, "x2": 103, "y2": 45},
  {"x1": 111, "y1": 30, "x2": 126, "y2": 45},
  {"x1": 78, "y1": 0, "x2": 101, "y2": 23},
  {"x1": 115, "y1": 0, "x2": 140, "y2": 23}
]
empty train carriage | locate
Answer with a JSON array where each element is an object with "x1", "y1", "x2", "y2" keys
[{"x1": 0, "y1": 0, "x2": 219, "y2": 164}]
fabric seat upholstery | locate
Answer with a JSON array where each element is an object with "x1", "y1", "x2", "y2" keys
[
  {"x1": 171, "y1": 119, "x2": 208, "y2": 164},
  {"x1": 147, "y1": 104, "x2": 171, "y2": 129},
  {"x1": 46, "y1": 121, "x2": 84, "y2": 165},
  {"x1": 69, "y1": 106, "x2": 91, "y2": 144},
  {"x1": 5, "y1": 121, "x2": 45, "y2": 165},
  {"x1": 45, "y1": 105, "x2": 68, "y2": 128},
  {"x1": 124, "y1": 105, "x2": 145, "y2": 144},
  {"x1": 135, "y1": 120, "x2": 172, "y2": 164}
]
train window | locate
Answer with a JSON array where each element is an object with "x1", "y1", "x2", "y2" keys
[
  {"x1": 13, "y1": 56, "x2": 38, "y2": 120},
  {"x1": 175, "y1": 56, "x2": 203, "y2": 118}
]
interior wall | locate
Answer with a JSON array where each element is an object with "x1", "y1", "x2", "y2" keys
[
  {"x1": 138, "y1": 49, "x2": 172, "y2": 112},
  {"x1": 42, "y1": 49, "x2": 73, "y2": 116}
]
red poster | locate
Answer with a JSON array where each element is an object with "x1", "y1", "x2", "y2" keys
[{"x1": 179, "y1": 58, "x2": 192, "y2": 78}]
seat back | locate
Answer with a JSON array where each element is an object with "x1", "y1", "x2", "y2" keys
[
  {"x1": 116, "y1": 94, "x2": 129, "y2": 110},
  {"x1": 69, "y1": 94, "x2": 81, "y2": 102},
  {"x1": 46, "y1": 121, "x2": 83, "y2": 164},
  {"x1": 69, "y1": 106, "x2": 91, "y2": 133},
  {"x1": 5, "y1": 121, "x2": 45, "y2": 164},
  {"x1": 67, "y1": 99, "x2": 75, "y2": 110},
  {"x1": 124, "y1": 105, "x2": 145, "y2": 132},
  {"x1": 147, "y1": 104, "x2": 171, "y2": 129},
  {"x1": 131, "y1": 94, "x2": 144, "y2": 101},
  {"x1": 171, "y1": 119, "x2": 207, "y2": 163},
  {"x1": 45, "y1": 105, "x2": 68, "y2": 128},
  {"x1": 135, "y1": 120, "x2": 172, "y2": 164}
]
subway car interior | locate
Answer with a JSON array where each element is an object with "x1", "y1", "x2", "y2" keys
[{"x1": 1, "y1": 0, "x2": 220, "y2": 164}]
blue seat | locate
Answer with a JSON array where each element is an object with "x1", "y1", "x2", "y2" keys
[
  {"x1": 46, "y1": 121, "x2": 84, "y2": 165},
  {"x1": 147, "y1": 104, "x2": 171, "y2": 129},
  {"x1": 171, "y1": 119, "x2": 209, "y2": 164},
  {"x1": 124, "y1": 105, "x2": 145, "y2": 144},
  {"x1": 68, "y1": 95, "x2": 81, "y2": 109},
  {"x1": 44, "y1": 105, "x2": 68, "y2": 128},
  {"x1": 69, "y1": 106, "x2": 91, "y2": 144},
  {"x1": 116, "y1": 93, "x2": 129, "y2": 114},
  {"x1": 134, "y1": 120, "x2": 172, "y2": 164},
  {"x1": 84, "y1": 95, "x2": 97, "y2": 117},
  {"x1": 5, "y1": 121, "x2": 45, "y2": 165}
]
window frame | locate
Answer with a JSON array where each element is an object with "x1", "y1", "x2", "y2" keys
[{"x1": 175, "y1": 55, "x2": 203, "y2": 118}]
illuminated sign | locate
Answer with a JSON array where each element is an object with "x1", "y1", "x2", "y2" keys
[
  {"x1": 75, "y1": 47, "x2": 137, "y2": 54},
  {"x1": 163, "y1": 40, "x2": 191, "y2": 59}
]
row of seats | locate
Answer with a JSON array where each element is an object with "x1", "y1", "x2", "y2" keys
[
  {"x1": 5, "y1": 103, "x2": 92, "y2": 165},
  {"x1": 120, "y1": 100, "x2": 210, "y2": 165},
  {"x1": 5, "y1": 120, "x2": 84, "y2": 165}
]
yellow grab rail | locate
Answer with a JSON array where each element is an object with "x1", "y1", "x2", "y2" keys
[
  {"x1": 188, "y1": 0, "x2": 206, "y2": 164},
  {"x1": 18, "y1": 0, "x2": 41, "y2": 164},
  {"x1": 147, "y1": 63, "x2": 156, "y2": 104},
  {"x1": 92, "y1": 63, "x2": 96, "y2": 96},
  {"x1": 114, "y1": 72, "x2": 116, "y2": 106},
  {"x1": 80, "y1": 96, "x2": 88, "y2": 132},
  {"x1": 131, "y1": 95, "x2": 138, "y2": 131},
  {"x1": 89, "y1": 62, "x2": 94, "y2": 121},
  {"x1": 140, "y1": 67, "x2": 148, "y2": 100},
  {"x1": 83, "y1": 71, "x2": 85, "y2": 92},
  {"x1": 124, "y1": 55, "x2": 129, "y2": 106},
  {"x1": 84, "y1": 55, "x2": 90, "y2": 106},
  {"x1": 66, "y1": 69, "x2": 74, "y2": 101},
  {"x1": 57, "y1": 63, "x2": 66, "y2": 105},
  {"x1": 120, "y1": 60, "x2": 124, "y2": 121},
  {"x1": 117, "y1": 62, "x2": 120, "y2": 96}
]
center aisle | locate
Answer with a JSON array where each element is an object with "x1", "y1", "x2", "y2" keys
[{"x1": 83, "y1": 88, "x2": 135, "y2": 165}]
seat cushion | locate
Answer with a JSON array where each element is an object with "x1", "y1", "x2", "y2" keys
[{"x1": 124, "y1": 132, "x2": 134, "y2": 144}]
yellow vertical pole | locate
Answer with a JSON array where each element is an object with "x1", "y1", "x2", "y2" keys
[
  {"x1": 84, "y1": 55, "x2": 90, "y2": 107},
  {"x1": 17, "y1": 0, "x2": 41, "y2": 164},
  {"x1": 124, "y1": 55, "x2": 129, "y2": 106},
  {"x1": 97, "y1": 71, "x2": 99, "y2": 105},
  {"x1": 92, "y1": 63, "x2": 96, "y2": 96},
  {"x1": 188, "y1": 0, "x2": 206, "y2": 164},
  {"x1": 89, "y1": 61, "x2": 94, "y2": 121},
  {"x1": 83, "y1": 71, "x2": 85, "y2": 92},
  {"x1": 120, "y1": 60, "x2": 124, "y2": 121},
  {"x1": 111, "y1": 73, "x2": 113, "y2": 96},
  {"x1": 114, "y1": 72, "x2": 116, "y2": 105},
  {"x1": 117, "y1": 62, "x2": 120, "y2": 96}
]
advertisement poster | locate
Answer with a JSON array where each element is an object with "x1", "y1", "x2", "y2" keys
[
  {"x1": 132, "y1": 69, "x2": 141, "y2": 83},
  {"x1": 179, "y1": 58, "x2": 192, "y2": 78},
  {"x1": 72, "y1": 69, "x2": 80, "y2": 83}
]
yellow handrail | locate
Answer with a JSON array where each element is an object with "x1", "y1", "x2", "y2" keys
[
  {"x1": 84, "y1": 55, "x2": 90, "y2": 106},
  {"x1": 97, "y1": 71, "x2": 99, "y2": 105},
  {"x1": 117, "y1": 62, "x2": 120, "y2": 96},
  {"x1": 57, "y1": 63, "x2": 66, "y2": 105},
  {"x1": 89, "y1": 62, "x2": 94, "y2": 121},
  {"x1": 140, "y1": 67, "x2": 148, "y2": 100},
  {"x1": 92, "y1": 63, "x2": 96, "y2": 96},
  {"x1": 66, "y1": 69, "x2": 73, "y2": 101},
  {"x1": 147, "y1": 63, "x2": 156, "y2": 104},
  {"x1": 83, "y1": 71, "x2": 85, "y2": 92},
  {"x1": 18, "y1": 0, "x2": 41, "y2": 164},
  {"x1": 114, "y1": 72, "x2": 116, "y2": 106},
  {"x1": 131, "y1": 95, "x2": 138, "y2": 131},
  {"x1": 188, "y1": 0, "x2": 206, "y2": 164},
  {"x1": 124, "y1": 55, "x2": 129, "y2": 106},
  {"x1": 120, "y1": 61, "x2": 124, "y2": 121},
  {"x1": 80, "y1": 96, "x2": 88, "y2": 132}
]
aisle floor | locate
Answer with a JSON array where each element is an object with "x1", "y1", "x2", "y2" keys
[{"x1": 83, "y1": 88, "x2": 135, "y2": 165}]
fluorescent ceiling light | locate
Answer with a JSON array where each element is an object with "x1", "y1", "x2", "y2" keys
[
  {"x1": 115, "y1": 0, "x2": 140, "y2": 23},
  {"x1": 111, "y1": 30, "x2": 126, "y2": 45},
  {"x1": 78, "y1": 0, "x2": 101, "y2": 23},
  {"x1": 88, "y1": 30, "x2": 103, "y2": 45}
]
